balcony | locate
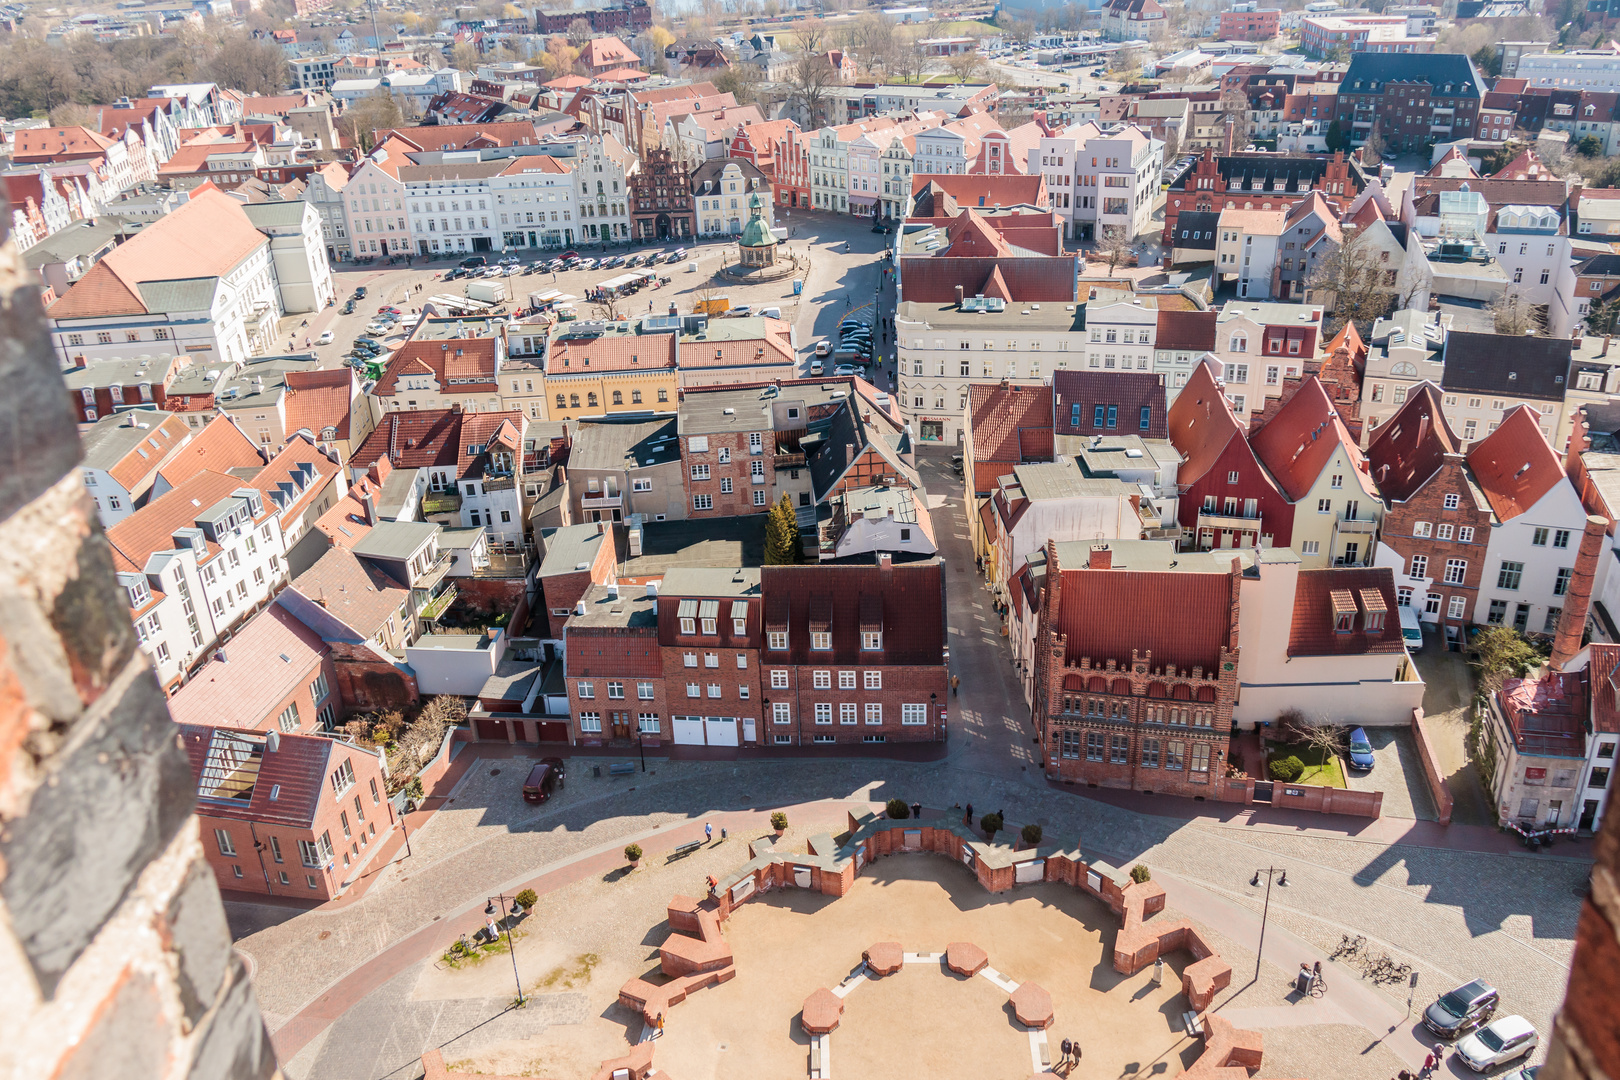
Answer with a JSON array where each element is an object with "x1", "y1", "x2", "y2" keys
[
  {"x1": 418, "y1": 583, "x2": 458, "y2": 621},
  {"x1": 422, "y1": 489, "x2": 462, "y2": 515},
  {"x1": 774, "y1": 451, "x2": 806, "y2": 470},
  {"x1": 581, "y1": 492, "x2": 623, "y2": 510},
  {"x1": 1196, "y1": 510, "x2": 1263, "y2": 533},
  {"x1": 1333, "y1": 515, "x2": 1378, "y2": 535}
]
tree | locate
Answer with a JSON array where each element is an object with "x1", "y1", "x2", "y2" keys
[
  {"x1": 1219, "y1": 89, "x2": 1252, "y2": 150},
  {"x1": 785, "y1": 50, "x2": 839, "y2": 128},
  {"x1": 450, "y1": 40, "x2": 481, "y2": 72},
  {"x1": 412, "y1": 45, "x2": 445, "y2": 70},
  {"x1": 1473, "y1": 626, "x2": 1542, "y2": 696},
  {"x1": 540, "y1": 36, "x2": 580, "y2": 77},
  {"x1": 1096, "y1": 225, "x2": 1133, "y2": 275},
  {"x1": 1360, "y1": 120, "x2": 1386, "y2": 163},
  {"x1": 567, "y1": 17, "x2": 593, "y2": 44},
  {"x1": 1473, "y1": 43, "x2": 1502, "y2": 78},
  {"x1": 1109, "y1": 46, "x2": 1140, "y2": 78},
  {"x1": 1304, "y1": 225, "x2": 1396, "y2": 335},
  {"x1": 340, "y1": 86, "x2": 405, "y2": 152},
  {"x1": 1161, "y1": 125, "x2": 1180, "y2": 162},
  {"x1": 1324, "y1": 119, "x2": 1346, "y2": 153},
  {"x1": 1586, "y1": 297, "x2": 1620, "y2": 337},
  {"x1": 713, "y1": 62, "x2": 763, "y2": 104},
  {"x1": 1577, "y1": 134, "x2": 1604, "y2": 157},
  {"x1": 1489, "y1": 288, "x2": 1545, "y2": 337},
  {"x1": 765, "y1": 494, "x2": 802, "y2": 564}
]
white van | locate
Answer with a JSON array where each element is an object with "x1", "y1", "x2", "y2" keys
[
  {"x1": 759, "y1": 306, "x2": 782, "y2": 320},
  {"x1": 1399, "y1": 606, "x2": 1423, "y2": 653}
]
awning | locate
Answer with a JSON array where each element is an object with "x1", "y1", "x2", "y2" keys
[
  {"x1": 730, "y1": 600, "x2": 748, "y2": 621},
  {"x1": 677, "y1": 599, "x2": 698, "y2": 618},
  {"x1": 698, "y1": 599, "x2": 720, "y2": 619}
]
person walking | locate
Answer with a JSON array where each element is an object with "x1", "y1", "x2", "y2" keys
[
  {"x1": 1421, "y1": 1048, "x2": 1438, "y2": 1077},
  {"x1": 705, "y1": 822, "x2": 713, "y2": 843},
  {"x1": 963, "y1": 802, "x2": 974, "y2": 826},
  {"x1": 911, "y1": 801, "x2": 922, "y2": 820},
  {"x1": 951, "y1": 674, "x2": 960, "y2": 697}
]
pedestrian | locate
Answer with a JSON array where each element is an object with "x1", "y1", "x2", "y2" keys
[
  {"x1": 1421, "y1": 1050, "x2": 1438, "y2": 1077},
  {"x1": 964, "y1": 802, "x2": 974, "y2": 826},
  {"x1": 1060, "y1": 1038, "x2": 1072, "y2": 1066},
  {"x1": 951, "y1": 674, "x2": 960, "y2": 697},
  {"x1": 705, "y1": 822, "x2": 713, "y2": 843},
  {"x1": 1432, "y1": 1044, "x2": 1444, "y2": 1071},
  {"x1": 911, "y1": 801, "x2": 922, "y2": 820}
]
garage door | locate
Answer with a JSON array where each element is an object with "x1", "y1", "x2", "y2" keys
[
  {"x1": 705, "y1": 716, "x2": 739, "y2": 747},
  {"x1": 476, "y1": 717, "x2": 507, "y2": 741},
  {"x1": 1016, "y1": 859, "x2": 1045, "y2": 885},
  {"x1": 671, "y1": 716, "x2": 705, "y2": 745}
]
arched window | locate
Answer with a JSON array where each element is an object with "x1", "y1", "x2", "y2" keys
[
  {"x1": 587, "y1": 392, "x2": 598, "y2": 407},
  {"x1": 632, "y1": 389, "x2": 642, "y2": 403},
  {"x1": 556, "y1": 394, "x2": 566, "y2": 409},
  {"x1": 569, "y1": 394, "x2": 580, "y2": 408},
  {"x1": 612, "y1": 390, "x2": 623, "y2": 405},
  {"x1": 1229, "y1": 332, "x2": 1248, "y2": 353}
]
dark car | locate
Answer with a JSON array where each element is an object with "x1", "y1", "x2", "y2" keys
[
  {"x1": 1424, "y1": 979, "x2": 1499, "y2": 1039},
  {"x1": 521, "y1": 757, "x2": 566, "y2": 804},
  {"x1": 341, "y1": 300, "x2": 356, "y2": 315},
  {"x1": 354, "y1": 286, "x2": 367, "y2": 299},
  {"x1": 460, "y1": 255, "x2": 487, "y2": 268}
]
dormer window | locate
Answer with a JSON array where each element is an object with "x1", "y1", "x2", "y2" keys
[
  {"x1": 862, "y1": 630, "x2": 882, "y2": 650},
  {"x1": 812, "y1": 631, "x2": 831, "y2": 650},
  {"x1": 126, "y1": 581, "x2": 150, "y2": 608}
]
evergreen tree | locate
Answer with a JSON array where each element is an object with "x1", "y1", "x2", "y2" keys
[{"x1": 765, "y1": 494, "x2": 801, "y2": 565}]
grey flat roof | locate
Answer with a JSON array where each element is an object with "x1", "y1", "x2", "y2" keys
[
  {"x1": 538, "y1": 523, "x2": 607, "y2": 577},
  {"x1": 351, "y1": 519, "x2": 439, "y2": 562},
  {"x1": 1048, "y1": 539, "x2": 1260, "y2": 573},
  {"x1": 568, "y1": 582, "x2": 659, "y2": 628},
  {"x1": 569, "y1": 416, "x2": 680, "y2": 471},
  {"x1": 660, "y1": 566, "x2": 761, "y2": 597},
  {"x1": 80, "y1": 408, "x2": 176, "y2": 470},
  {"x1": 1013, "y1": 460, "x2": 1133, "y2": 500},
  {"x1": 1068, "y1": 435, "x2": 1180, "y2": 475},
  {"x1": 896, "y1": 299, "x2": 1084, "y2": 330},
  {"x1": 618, "y1": 516, "x2": 767, "y2": 576},
  {"x1": 377, "y1": 466, "x2": 419, "y2": 518},
  {"x1": 410, "y1": 633, "x2": 491, "y2": 651},
  {"x1": 480, "y1": 657, "x2": 543, "y2": 701},
  {"x1": 679, "y1": 385, "x2": 774, "y2": 435}
]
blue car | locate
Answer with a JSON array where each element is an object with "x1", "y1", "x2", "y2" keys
[{"x1": 1347, "y1": 727, "x2": 1375, "y2": 771}]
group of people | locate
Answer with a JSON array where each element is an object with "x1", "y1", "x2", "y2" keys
[
  {"x1": 1395, "y1": 1043, "x2": 1449, "y2": 1079},
  {"x1": 1055, "y1": 1037, "x2": 1082, "y2": 1076}
]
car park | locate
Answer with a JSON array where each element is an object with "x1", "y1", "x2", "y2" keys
[
  {"x1": 1424, "y1": 980, "x2": 1499, "y2": 1039},
  {"x1": 1455, "y1": 1016, "x2": 1536, "y2": 1072},
  {"x1": 316, "y1": 330, "x2": 334, "y2": 345}
]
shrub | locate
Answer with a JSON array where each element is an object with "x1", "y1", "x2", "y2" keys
[
  {"x1": 1021, "y1": 823, "x2": 1042, "y2": 845},
  {"x1": 770, "y1": 811, "x2": 789, "y2": 831},
  {"x1": 886, "y1": 798, "x2": 910, "y2": 819},
  {"x1": 1130, "y1": 863, "x2": 1152, "y2": 884},
  {"x1": 981, "y1": 812, "x2": 1004, "y2": 837},
  {"x1": 514, "y1": 889, "x2": 537, "y2": 909},
  {"x1": 1269, "y1": 755, "x2": 1304, "y2": 782},
  {"x1": 624, "y1": 843, "x2": 643, "y2": 864}
]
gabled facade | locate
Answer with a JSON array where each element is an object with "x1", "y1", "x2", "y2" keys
[{"x1": 1170, "y1": 361, "x2": 1296, "y2": 552}]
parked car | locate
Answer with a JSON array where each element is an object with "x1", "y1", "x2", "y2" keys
[
  {"x1": 950, "y1": 454, "x2": 964, "y2": 475},
  {"x1": 499, "y1": 255, "x2": 520, "y2": 265},
  {"x1": 1500, "y1": 1066, "x2": 1539, "y2": 1080},
  {"x1": 1346, "y1": 727, "x2": 1375, "y2": 771},
  {"x1": 444, "y1": 268, "x2": 463, "y2": 281},
  {"x1": 1455, "y1": 1016, "x2": 1536, "y2": 1072},
  {"x1": 561, "y1": 249, "x2": 580, "y2": 260},
  {"x1": 460, "y1": 255, "x2": 486, "y2": 268},
  {"x1": 316, "y1": 330, "x2": 334, "y2": 345},
  {"x1": 833, "y1": 364, "x2": 859, "y2": 376},
  {"x1": 521, "y1": 758, "x2": 564, "y2": 804},
  {"x1": 1424, "y1": 980, "x2": 1500, "y2": 1039}
]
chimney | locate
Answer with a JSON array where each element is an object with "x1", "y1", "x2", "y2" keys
[
  {"x1": 362, "y1": 492, "x2": 377, "y2": 525},
  {"x1": 1551, "y1": 514, "x2": 1609, "y2": 670},
  {"x1": 877, "y1": 552, "x2": 892, "y2": 571},
  {"x1": 597, "y1": 521, "x2": 605, "y2": 534},
  {"x1": 1088, "y1": 544, "x2": 1112, "y2": 569},
  {"x1": 265, "y1": 730, "x2": 280, "y2": 753},
  {"x1": 846, "y1": 442, "x2": 855, "y2": 462},
  {"x1": 956, "y1": 284, "x2": 964, "y2": 306}
]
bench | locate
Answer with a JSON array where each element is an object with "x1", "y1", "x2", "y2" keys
[
  {"x1": 670, "y1": 840, "x2": 704, "y2": 859},
  {"x1": 1039, "y1": 1039, "x2": 1051, "y2": 1066},
  {"x1": 810, "y1": 1042, "x2": 822, "y2": 1076},
  {"x1": 609, "y1": 762, "x2": 636, "y2": 777},
  {"x1": 1182, "y1": 1010, "x2": 1204, "y2": 1039}
]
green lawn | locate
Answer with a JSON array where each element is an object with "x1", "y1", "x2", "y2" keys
[{"x1": 1264, "y1": 743, "x2": 1347, "y2": 788}]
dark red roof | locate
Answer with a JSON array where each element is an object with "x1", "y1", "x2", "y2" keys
[
  {"x1": 899, "y1": 257, "x2": 1078, "y2": 303},
  {"x1": 1248, "y1": 376, "x2": 1364, "y2": 502},
  {"x1": 1168, "y1": 362, "x2": 1247, "y2": 488},
  {"x1": 1286, "y1": 567, "x2": 1406, "y2": 657},
  {"x1": 1366, "y1": 382, "x2": 1462, "y2": 505},
  {"x1": 1155, "y1": 310, "x2": 1217, "y2": 352},
  {"x1": 967, "y1": 382, "x2": 1053, "y2": 493},
  {"x1": 760, "y1": 561, "x2": 944, "y2": 666},
  {"x1": 1588, "y1": 642, "x2": 1620, "y2": 735},
  {"x1": 178, "y1": 723, "x2": 343, "y2": 829},
  {"x1": 1051, "y1": 370, "x2": 1168, "y2": 439},
  {"x1": 1054, "y1": 564, "x2": 1236, "y2": 674}
]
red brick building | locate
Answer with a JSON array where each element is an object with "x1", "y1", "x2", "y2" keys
[
  {"x1": 1366, "y1": 383, "x2": 1491, "y2": 637},
  {"x1": 536, "y1": 523, "x2": 617, "y2": 642},
  {"x1": 656, "y1": 567, "x2": 765, "y2": 747},
  {"x1": 1034, "y1": 542, "x2": 1241, "y2": 794},
  {"x1": 167, "y1": 605, "x2": 341, "y2": 734},
  {"x1": 1169, "y1": 362, "x2": 1296, "y2": 551},
  {"x1": 1161, "y1": 150, "x2": 1365, "y2": 249},
  {"x1": 1218, "y1": 7, "x2": 1280, "y2": 40},
  {"x1": 630, "y1": 146, "x2": 695, "y2": 241},
  {"x1": 761, "y1": 557, "x2": 948, "y2": 747},
  {"x1": 181, "y1": 724, "x2": 391, "y2": 900},
  {"x1": 566, "y1": 581, "x2": 668, "y2": 745}
]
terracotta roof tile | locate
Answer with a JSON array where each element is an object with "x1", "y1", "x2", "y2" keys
[
  {"x1": 167, "y1": 606, "x2": 330, "y2": 731},
  {"x1": 1055, "y1": 562, "x2": 1236, "y2": 673},
  {"x1": 290, "y1": 546, "x2": 409, "y2": 638},
  {"x1": 1248, "y1": 376, "x2": 1365, "y2": 502},
  {"x1": 1168, "y1": 362, "x2": 1247, "y2": 488},
  {"x1": 758, "y1": 561, "x2": 944, "y2": 666},
  {"x1": 372, "y1": 337, "x2": 498, "y2": 397},
  {"x1": 549, "y1": 331, "x2": 676, "y2": 375},
  {"x1": 179, "y1": 723, "x2": 337, "y2": 829},
  {"x1": 967, "y1": 383, "x2": 1053, "y2": 493},
  {"x1": 105, "y1": 470, "x2": 267, "y2": 575},
  {"x1": 158, "y1": 416, "x2": 263, "y2": 490},
  {"x1": 1287, "y1": 567, "x2": 1407, "y2": 657},
  {"x1": 283, "y1": 368, "x2": 356, "y2": 442},
  {"x1": 1052, "y1": 370, "x2": 1168, "y2": 439},
  {"x1": 1365, "y1": 382, "x2": 1463, "y2": 504},
  {"x1": 11, "y1": 125, "x2": 113, "y2": 162},
  {"x1": 1466, "y1": 404, "x2": 1564, "y2": 521},
  {"x1": 1155, "y1": 310, "x2": 1216, "y2": 352},
  {"x1": 1589, "y1": 642, "x2": 1620, "y2": 734}
]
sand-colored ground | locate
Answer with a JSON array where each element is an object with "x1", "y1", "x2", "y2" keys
[{"x1": 653, "y1": 856, "x2": 1195, "y2": 1080}]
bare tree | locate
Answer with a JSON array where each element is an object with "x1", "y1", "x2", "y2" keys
[
  {"x1": 713, "y1": 61, "x2": 763, "y2": 104},
  {"x1": 340, "y1": 86, "x2": 405, "y2": 152},
  {"x1": 945, "y1": 50, "x2": 984, "y2": 84},
  {"x1": 449, "y1": 40, "x2": 481, "y2": 72},
  {"x1": 785, "y1": 49, "x2": 839, "y2": 129},
  {"x1": 1109, "y1": 46, "x2": 1140, "y2": 77},
  {"x1": 1096, "y1": 225, "x2": 1133, "y2": 275},
  {"x1": 1218, "y1": 89, "x2": 1252, "y2": 150},
  {"x1": 567, "y1": 17, "x2": 593, "y2": 44},
  {"x1": 1489, "y1": 288, "x2": 1546, "y2": 336},
  {"x1": 1360, "y1": 120, "x2": 1386, "y2": 163},
  {"x1": 1304, "y1": 226, "x2": 1395, "y2": 335}
]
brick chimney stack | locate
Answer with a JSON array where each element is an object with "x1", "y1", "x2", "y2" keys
[
  {"x1": 1551, "y1": 513, "x2": 1610, "y2": 670},
  {"x1": 1088, "y1": 544, "x2": 1112, "y2": 569}
]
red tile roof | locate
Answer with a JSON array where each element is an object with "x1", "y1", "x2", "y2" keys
[
  {"x1": 372, "y1": 338, "x2": 498, "y2": 397},
  {"x1": 1286, "y1": 567, "x2": 1406, "y2": 657},
  {"x1": 1366, "y1": 382, "x2": 1463, "y2": 504},
  {"x1": 349, "y1": 408, "x2": 525, "y2": 478},
  {"x1": 105, "y1": 470, "x2": 269, "y2": 574},
  {"x1": 1248, "y1": 376, "x2": 1364, "y2": 502},
  {"x1": 908, "y1": 172, "x2": 1045, "y2": 207},
  {"x1": 11, "y1": 125, "x2": 113, "y2": 162},
  {"x1": 759, "y1": 561, "x2": 945, "y2": 666},
  {"x1": 549, "y1": 331, "x2": 676, "y2": 374},
  {"x1": 290, "y1": 546, "x2": 409, "y2": 638},
  {"x1": 1589, "y1": 642, "x2": 1620, "y2": 734},
  {"x1": 157, "y1": 416, "x2": 263, "y2": 491},
  {"x1": 167, "y1": 606, "x2": 330, "y2": 731},
  {"x1": 314, "y1": 473, "x2": 381, "y2": 549},
  {"x1": 1466, "y1": 404, "x2": 1564, "y2": 522},
  {"x1": 283, "y1": 368, "x2": 357, "y2": 442},
  {"x1": 1155, "y1": 309, "x2": 1217, "y2": 352},
  {"x1": 377, "y1": 121, "x2": 540, "y2": 151},
  {"x1": 967, "y1": 382, "x2": 1053, "y2": 493},
  {"x1": 1051, "y1": 370, "x2": 1168, "y2": 439},
  {"x1": 178, "y1": 723, "x2": 344, "y2": 829},
  {"x1": 1168, "y1": 362, "x2": 1250, "y2": 489},
  {"x1": 94, "y1": 412, "x2": 193, "y2": 490},
  {"x1": 1054, "y1": 562, "x2": 1237, "y2": 673}
]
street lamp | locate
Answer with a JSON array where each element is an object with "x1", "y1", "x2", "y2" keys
[
  {"x1": 1248, "y1": 867, "x2": 1287, "y2": 980},
  {"x1": 485, "y1": 895, "x2": 527, "y2": 1007}
]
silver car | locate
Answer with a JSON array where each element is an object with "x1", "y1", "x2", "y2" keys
[{"x1": 1455, "y1": 1015, "x2": 1537, "y2": 1072}]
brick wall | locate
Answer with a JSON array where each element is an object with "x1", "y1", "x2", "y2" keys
[
  {"x1": 1381, "y1": 454, "x2": 1491, "y2": 632},
  {"x1": 569, "y1": 623, "x2": 668, "y2": 744},
  {"x1": 683, "y1": 429, "x2": 774, "y2": 520},
  {"x1": 772, "y1": 662, "x2": 948, "y2": 745},
  {"x1": 0, "y1": 213, "x2": 281, "y2": 1076},
  {"x1": 328, "y1": 640, "x2": 419, "y2": 713}
]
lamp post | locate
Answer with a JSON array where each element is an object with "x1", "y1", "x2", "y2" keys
[
  {"x1": 485, "y1": 895, "x2": 526, "y2": 1007},
  {"x1": 1248, "y1": 866, "x2": 1288, "y2": 981},
  {"x1": 637, "y1": 727, "x2": 646, "y2": 772}
]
